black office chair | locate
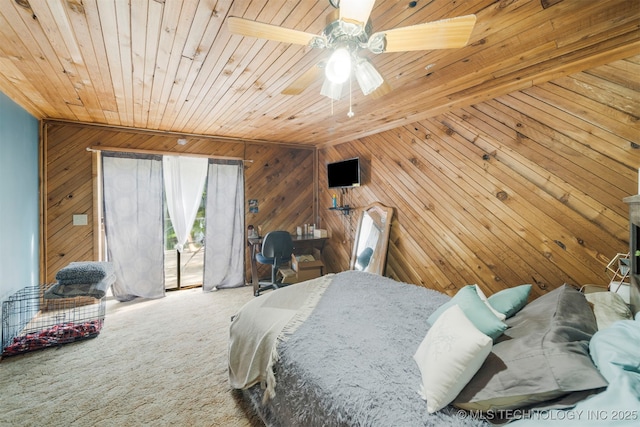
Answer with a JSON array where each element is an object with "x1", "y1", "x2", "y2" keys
[{"x1": 255, "y1": 230, "x2": 294, "y2": 296}]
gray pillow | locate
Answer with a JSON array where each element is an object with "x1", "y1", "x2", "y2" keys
[{"x1": 454, "y1": 284, "x2": 607, "y2": 415}]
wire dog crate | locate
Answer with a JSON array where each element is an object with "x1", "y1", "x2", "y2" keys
[{"x1": 2, "y1": 284, "x2": 105, "y2": 357}]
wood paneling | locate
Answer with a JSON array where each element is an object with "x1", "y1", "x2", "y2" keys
[
  {"x1": 42, "y1": 122, "x2": 315, "y2": 283},
  {"x1": 40, "y1": 55, "x2": 640, "y2": 301},
  {"x1": 319, "y1": 56, "x2": 640, "y2": 299},
  {"x1": 0, "y1": 0, "x2": 638, "y2": 147}
]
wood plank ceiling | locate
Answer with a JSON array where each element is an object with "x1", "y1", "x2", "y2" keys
[{"x1": 0, "y1": 0, "x2": 638, "y2": 147}]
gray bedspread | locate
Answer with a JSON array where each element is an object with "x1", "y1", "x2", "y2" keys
[{"x1": 244, "y1": 270, "x2": 489, "y2": 427}]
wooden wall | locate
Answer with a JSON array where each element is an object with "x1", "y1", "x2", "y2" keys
[
  {"x1": 42, "y1": 55, "x2": 639, "y2": 299},
  {"x1": 42, "y1": 122, "x2": 315, "y2": 283},
  {"x1": 319, "y1": 55, "x2": 640, "y2": 300}
]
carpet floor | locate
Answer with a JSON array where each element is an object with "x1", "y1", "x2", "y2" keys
[{"x1": 0, "y1": 285, "x2": 263, "y2": 427}]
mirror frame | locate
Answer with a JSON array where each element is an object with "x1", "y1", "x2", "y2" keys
[{"x1": 349, "y1": 202, "x2": 394, "y2": 275}]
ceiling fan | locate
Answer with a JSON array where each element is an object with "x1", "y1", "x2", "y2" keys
[{"x1": 227, "y1": 0, "x2": 476, "y2": 115}]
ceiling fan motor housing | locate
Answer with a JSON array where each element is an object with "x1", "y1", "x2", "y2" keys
[{"x1": 311, "y1": 16, "x2": 375, "y2": 56}]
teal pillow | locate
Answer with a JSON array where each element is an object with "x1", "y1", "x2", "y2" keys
[
  {"x1": 428, "y1": 285, "x2": 507, "y2": 340},
  {"x1": 487, "y1": 284, "x2": 532, "y2": 318}
]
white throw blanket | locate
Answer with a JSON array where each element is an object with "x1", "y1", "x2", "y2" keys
[{"x1": 228, "y1": 275, "x2": 333, "y2": 400}]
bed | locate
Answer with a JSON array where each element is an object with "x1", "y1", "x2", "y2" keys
[{"x1": 228, "y1": 270, "x2": 640, "y2": 426}]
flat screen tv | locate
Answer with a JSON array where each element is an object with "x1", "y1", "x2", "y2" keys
[{"x1": 327, "y1": 157, "x2": 361, "y2": 188}]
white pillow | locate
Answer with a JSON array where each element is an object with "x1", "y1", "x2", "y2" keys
[
  {"x1": 584, "y1": 291, "x2": 632, "y2": 330},
  {"x1": 474, "y1": 284, "x2": 507, "y2": 321},
  {"x1": 414, "y1": 304, "x2": 493, "y2": 413}
]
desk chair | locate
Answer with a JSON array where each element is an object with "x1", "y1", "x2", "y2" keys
[{"x1": 255, "y1": 231, "x2": 294, "y2": 296}]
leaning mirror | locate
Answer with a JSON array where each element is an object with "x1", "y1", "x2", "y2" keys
[{"x1": 350, "y1": 202, "x2": 394, "y2": 275}]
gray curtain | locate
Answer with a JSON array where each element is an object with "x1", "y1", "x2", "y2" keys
[
  {"x1": 203, "y1": 160, "x2": 245, "y2": 290},
  {"x1": 102, "y1": 152, "x2": 165, "y2": 301}
]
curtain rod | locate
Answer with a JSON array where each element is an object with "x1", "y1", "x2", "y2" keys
[{"x1": 86, "y1": 146, "x2": 253, "y2": 162}]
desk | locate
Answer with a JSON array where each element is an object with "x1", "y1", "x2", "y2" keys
[{"x1": 248, "y1": 235, "x2": 327, "y2": 295}]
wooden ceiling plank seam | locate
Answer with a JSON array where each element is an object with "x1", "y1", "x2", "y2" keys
[
  {"x1": 95, "y1": 0, "x2": 128, "y2": 125},
  {"x1": 235, "y1": 0, "x2": 496, "y2": 141},
  {"x1": 182, "y1": 0, "x2": 326, "y2": 133},
  {"x1": 162, "y1": 0, "x2": 230, "y2": 130},
  {"x1": 206, "y1": 0, "x2": 632, "y2": 143},
  {"x1": 170, "y1": 0, "x2": 287, "y2": 129},
  {"x1": 46, "y1": 0, "x2": 83, "y2": 64},
  {"x1": 81, "y1": 0, "x2": 119, "y2": 114},
  {"x1": 36, "y1": 0, "x2": 110, "y2": 123},
  {"x1": 11, "y1": 1, "x2": 84, "y2": 108},
  {"x1": 0, "y1": 58, "x2": 52, "y2": 117},
  {"x1": 130, "y1": 0, "x2": 150, "y2": 128},
  {"x1": 492, "y1": 21, "x2": 640, "y2": 81},
  {"x1": 145, "y1": 0, "x2": 185, "y2": 129},
  {"x1": 200, "y1": 43, "x2": 312, "y2": 135},
  {"x1": 114, "y1": 0, "x2": 135, "y2": 125},
  {"x1": 141, "y1": 0, "x2": 164, "y2": 128},
  {"x1": 370, "y1": 0, "x2": 545, "y2": 96},
  {"x1": 315, "y1": 2, "x2": 637, "y2": 146},
  {"x1": 0, "y1": 0, "x2": 638, "y2": 146},
  {"x1": 160, "y1": 0, "x2": 263, "y2": 129},
  {"x1": 148, "y1": 0, "x2": 200, "y2": 129},
  {"x1": 61, "y1": 0, "x2": 111, "y2": 123},
  {"x1": 328, "y1": 35, "x2": 638, "y2": 149},
  {"x1": 166, "y1": 7, "x2": 229, "y2": 131},
  {"x1": 0, "y1": 5, "x2": 80, "y2": 118},
  {"x1": 182, "y1": 2, "x2": 327, "y2": 132},
  {"x1": 156, "y1": 0, "x2": 257, "y2": 130},
  {"x1": 550, "y1": 0, "x2": 640, "y2": 49},
  {"x1": 382, "y1": 29, "x2": 636, "y2": 124}
]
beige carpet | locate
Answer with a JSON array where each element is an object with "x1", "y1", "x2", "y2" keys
[{"x1": 0, "y1": 285, "x2": 264, "y2": 427}]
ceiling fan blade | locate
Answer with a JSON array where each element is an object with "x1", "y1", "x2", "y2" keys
[
  {"x1": 373, "y1": 14, "x2": 477, "y2": 52},
  {"x1": 228, "y1": 16, "x2": 317, "y2": 46},
  {"x1": 339, "y1": 0, "x2": 377, "y2": 26},
  {"x1": 369, "y1": 80, "x2": 392, "y2": 99},
  {"x1": 281, "y1": 64, "x2": 323, "y2": 95}
]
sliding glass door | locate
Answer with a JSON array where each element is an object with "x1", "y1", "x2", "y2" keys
[
  {"x1": 101, "y1": 153, "x2": 245, "y2": 296},
  {"x1": 163, "y1": 191, "x2": 206, "y2": 289}
]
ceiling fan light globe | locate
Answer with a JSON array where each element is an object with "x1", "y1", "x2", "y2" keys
[
  {"x1": 355, "y1": 58, "x2": 383, "y2": 95},
  {"x1": 325, "y1": 48, "x2": 352, "y2": 84},
  {"x1": 321, "y1": 79, "x2": 344, "y2": 101}
]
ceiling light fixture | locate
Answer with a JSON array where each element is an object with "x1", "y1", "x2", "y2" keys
[
  {"x1": 228, "y1": 0, "x2": 477, "y2": 118},
  {"x1": 355, "y1": 57, "x2": 383, "y2": 95},
  {"x1": 325, "y1": 47, "x2": 352, "y2": 84},
  {"x1": 320, "y1": 78, "x2": 344, "y2": 101}
]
